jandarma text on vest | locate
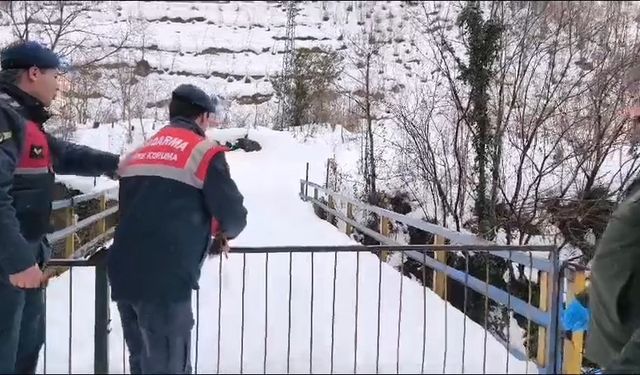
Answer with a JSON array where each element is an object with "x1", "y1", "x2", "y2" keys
[{"x1": 146, "y1": 135, "x2": 189, "y2": 152}]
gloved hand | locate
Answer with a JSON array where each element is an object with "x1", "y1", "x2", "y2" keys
[
  {"x1": 562, "y1": 298, "x2": 590, "y2": 333},
  {"x1": 208, "y1": 233, "x2": 230, "y2": 259},
  {"x1": 105, "y1": 170, "x2": 120, "y2": 180}
]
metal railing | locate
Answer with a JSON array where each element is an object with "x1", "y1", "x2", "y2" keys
[
  {"x1": 37, "y1": 181, "x2": 593, "y2": 374},
  {"x1": 43, "y1": 244, "x2": 558, "y2": 374},
  {"x1": 39, "y1": 187, "x2": 118, "y2": 373},
  {"x1": 47, "y1": 187, "x2": 119, "y2": 258},
  {"x1": 299, "y1": 178, "x2": 564, "y2": 374},
  {"x1": 44, "y1": 252, "x2": 110, "y2": 374}
]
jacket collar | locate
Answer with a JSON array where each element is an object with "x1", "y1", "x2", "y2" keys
[
  {"x1": 0, "y1": 82, "x2": 50, "y2": 125},
  {"x1": 170, "y1": 116, "x2": 206, "y2": 137}
]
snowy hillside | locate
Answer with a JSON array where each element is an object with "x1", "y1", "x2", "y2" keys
[
  {"x1": 39, "y1": 123, "x2": 536, "y2": 374},
  {"x1": 0, "y1": 1, "x2": 426, "y2": 125}
]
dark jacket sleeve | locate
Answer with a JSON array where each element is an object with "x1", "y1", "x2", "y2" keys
[
  {"x1": 202, "y1": 153, "x2": 247, "y2": 240},
  {"x1": 46, "y1": 134, "x2": 120, "y2": 176},
  {"x1": 0, "y1": 106, "x2": 36, "y2": 274}
]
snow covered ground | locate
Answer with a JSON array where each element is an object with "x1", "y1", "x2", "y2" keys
[{"x1": 37, "y1": 123, "x2": 538, "y2": 374}]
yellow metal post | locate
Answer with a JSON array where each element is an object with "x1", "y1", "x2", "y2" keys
[
  {"x1": 563, "y1": 269, "x2": 587, "y2": 374},
  {"x1": 433, "y1": 235, "x2": 448, "y2": 300},
  {"x1": 98, "y1": 194, "x2": 107, "y2": 235},
  {"x1": 65, "y1": 206, "x2": 75, "y2": 258},
  {"x1": 537, "y1": 271, "x2": 550, "y2": 368}
]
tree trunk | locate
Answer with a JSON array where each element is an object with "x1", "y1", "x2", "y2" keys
[
  {"x1": 458, "y1": 1, "x2": 501, "y2": 240},
  {"x1": 365, "y1": 53, "x2": 377, "y2": 203}
]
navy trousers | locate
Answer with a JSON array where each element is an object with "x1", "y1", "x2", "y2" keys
[
  {"x1": 0, "y1": 282, "x2": 45, "y2": 374},
  {"x1": 117, "y1": 298, "x2": 194, "y2": 374},
  {"x1": 0, "y1": 241, "x2": 48, "y2": 374}
]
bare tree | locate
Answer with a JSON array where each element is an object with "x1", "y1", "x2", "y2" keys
[
  {"x1": 131, "y1": 78, "x2": 166, "y2": 142},
  {"x1": 402, "y1": 1, "x2": 640, "y2": 256},
  {"x1": 392, "y1": 1, "x2": 478, "y2": 231},
  {"x1": 107, "y1": 56, "x2": 163, "y2": 144},
  {"x1": 391, "y1": 1, "x2": 640, "y2": 352},
  {"x1": 485, "y1": 1, "x2": 596, "y2": 246},
  {"x1": 108, "y1": 62, "x2": 138, "y2": 143},
  {"x1": 0, "y1": 1, "x2": 45, "y2": 42},
  {"x1": 467, "y1": 1, "x2": 640, "y2": 264},
  {"x1": 0, "y1": 1, "x2": 131, "y2": 68},
  {"x1": 390, "y1": 82, "x2": 470, "y2": 231},
  {"x1": 531, "y1": 2, "x2": 640, "y2": 261},
  {"x1": 60, "y1": 66, "x2": 104, "y2": 124},
  {"x1": 341, "y1": 25, "x2": 388, "y2": 204}
]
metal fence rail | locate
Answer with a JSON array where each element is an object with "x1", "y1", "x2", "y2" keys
[
  {"x1": 299, "y1": 178, "x2": 563, "y2": 374},
  {"x1": 37, "y1": 180, "x2": 589, "y2": 374},
  {"x1": 44, "y1": 252, "x2": 109, "y2": 374},
  {"x1": 48, "y1": 186, "x2": 118, "y2": 252},
  {"x1": 43, "y1": 187, "x2": 118, "y2": 281},
  {"x1": 42, "y1": 244, "x2": 557, "y2": 374}
]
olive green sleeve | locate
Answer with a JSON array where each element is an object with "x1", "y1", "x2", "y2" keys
[{"x1": 604, "y1": 328, "x2": 640, "y2": 374}]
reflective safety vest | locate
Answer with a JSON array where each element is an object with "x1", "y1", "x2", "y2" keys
[
  {"x1": 119, "y1": 126, "x2": 228, "y2": 190},
  {"x1": 16, "y1": 120, "x2": 53, "y2": 175},
  {"x1": 10, "y1": 119, "x2": 56, "y2": 240},
  {"x1": 0, "y1": 89, "x2": 54, "y2": 176}
]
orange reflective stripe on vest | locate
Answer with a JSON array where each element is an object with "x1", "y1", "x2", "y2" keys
[
  {"x1": 118, "y1": 126, "x2": 227, "y2": 189},
  {"x1": 16, "y1": 121, "x2": 53, "y2": 175}
]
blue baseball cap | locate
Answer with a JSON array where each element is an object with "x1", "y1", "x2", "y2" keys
[
  {"x1": 172, "y1": 84, "x2": 217, "y2": 113},
  {"x1": 1, "y1": 41, "x2": 62, "y2": 70}
]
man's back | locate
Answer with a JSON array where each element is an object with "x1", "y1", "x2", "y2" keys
[
  {"x1": 108, "y1": 118, "x2": 247, "y2": 303},
  {"x1": 109, "y1": 83, "x2": 246, "y2": 375}
]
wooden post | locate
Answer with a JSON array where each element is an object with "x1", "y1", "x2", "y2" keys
[
  {"x1": 305, "y1": 162, "x2": 309, "y2": 198},
  {"x1": 325, "y1": 158, "x2": 331, "y2": 188},
  {"x1": 328, "y1": 194, "x2": 336, "y2": 226},
  {"x1": 380, "y1": 216, "x2": 390, "y2": 261},
  {"x1": 537, "y1": 271, "x2": 550, "y2": 368},
  {"x1": 65, "y1": 206, "x2": 75, "y2": 258},
  {"x1": 563, "y1": 269, "x2": 587, "y2": 374},
  {"x1": 346, "y1": 202, "x2": 354, "y2": 236},
  {"x1": 97, "y1": 194, "x2": 107, "y2": 235},
  {"x1": 433, "y1": 235, "x2": 448, "y2": 300}
]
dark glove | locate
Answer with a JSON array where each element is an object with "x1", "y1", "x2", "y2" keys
[
  {"x1": 208, "y1": 234, "x2": 230, "y2": 258},
  {"x1": 104, "y1": 170, "x2": 120, "y2": 180}
]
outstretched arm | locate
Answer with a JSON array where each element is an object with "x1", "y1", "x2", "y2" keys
[{"x1": 47, "y1": 134, "x2": 120, "y2": 177}]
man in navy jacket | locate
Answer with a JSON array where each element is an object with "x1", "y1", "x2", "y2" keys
[
  {"x1": 108, "y1": 84, "x2": 247, "y2": 374},
  {"x1": 0, "y1": 41, "x2": 120, "y2": 374}
]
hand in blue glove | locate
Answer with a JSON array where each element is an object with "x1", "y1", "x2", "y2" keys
[{"x1": 562, "y1": 299, "x2": 590, "y2": 333}]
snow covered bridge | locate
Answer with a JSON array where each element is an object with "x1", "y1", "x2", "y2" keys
[{"x1": 37, "y1": 127, "x2": 582, "y2": 374}]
